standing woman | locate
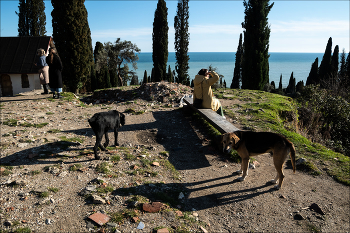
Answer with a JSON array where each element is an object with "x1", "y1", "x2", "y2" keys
[
  {"x1": 35, "y1": 48, "x2": 50, "y2": 94},
  {"x1": 46, "y1": 48, "x2": 63, "y2": 98},
  {"x1": 193, "y1": 68, "x2": 225, "y2": 117}
]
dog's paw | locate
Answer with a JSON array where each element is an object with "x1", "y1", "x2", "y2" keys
[
  {"x1": 95, "y1": 155, "x2": 101, "y2": 160},
  {"x1": 238, "y1": 176, "x2": 246, "y2": 181},
  {"x1": 236, "y1": 170, "x2": 243, "y2": 174},
  {"x1": 273, "y1": 185, "x2": 281, "y2": 190},
  {"x1": 270, "y1": 179, "x2": 278, "y2": 184}
]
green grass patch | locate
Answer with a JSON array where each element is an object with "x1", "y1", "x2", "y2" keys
[
  {"x1": 96, "y1": 185, "x2": 114, "y2": 193},
  {"x1": 48, "y1": 129, "x2": 61, "y2": 133},
  {"x1": 46, "y1": 112, "x2": 54, "y2": 115},
  {"x1": 96, "y1": 162, "x2": 112, "y2": 174},
  {"x1": 31, "y1": 170, "x2": 41, "y2": 176},
  {"x1": 213, "y1": 88, "x2": 350, "y2": 185},
  {"x1": 111, "y1": 155, "x2": 121, "y2": 162},
  {"x1": 13, "y1": 227, "x2": 32, "y2": 233},
  {"x1": 48, "y1": 187, "x2": 59, "y2": 193},
  {"x1": 69, "y1": 164, "x2": 83, "y2": 171}
]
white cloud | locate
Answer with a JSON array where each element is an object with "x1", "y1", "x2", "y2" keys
[{"x1": 271, "y1": 20, "x2": 348, "y2": 35}]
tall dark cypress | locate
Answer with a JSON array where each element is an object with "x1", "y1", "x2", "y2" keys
[
  {"x1": 152, "y1": 0, "x2": 169, "y2": 82},
  {"x1": 174, "y1": 0, "x2": 190, "y2": 85},
  {"x1": 17, "y1": 0, "x2": 46, "y2": 36},
  {"x1": 241, "y1": 0, "x2": 273, "y2": 90},
  {"x1": 306, "y1": 58, "x2": 319, "y2": 86},
  {"x1": 330, "y1": 45, "x2": 339, "y2": 78},
  {"x1": 51, "y1": 0, "x2": 93, "y2": 93},
  {"x1": 231, "y1": 33, "x2": 243, "y2": 89},
  {"x1": 318, "y1": 37, "x2": 333, "y2": 88}
]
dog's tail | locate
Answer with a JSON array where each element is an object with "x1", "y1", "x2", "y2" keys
[{"x1": 287, "y1": 140, "x2": 296, "y2": 173}]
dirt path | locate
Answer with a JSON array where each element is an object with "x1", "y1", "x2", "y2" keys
[{"x1": 0, "y1": 88, "x2": 349, "y2": 233}]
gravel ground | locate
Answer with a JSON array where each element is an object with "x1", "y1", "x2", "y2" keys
[{"x1": 0, "y1": 85, "x2": 349, "y2": 233}]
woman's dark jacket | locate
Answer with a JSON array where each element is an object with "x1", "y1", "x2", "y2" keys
[{"x1": 46, "y1": 54, "x2": 63, "y2": 88}]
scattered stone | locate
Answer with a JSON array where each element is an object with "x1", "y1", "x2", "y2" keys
[
  {"x1": 131, "y1": 217, "x2": 139, "y2": 223},
  {"x1": 143, "y1": 202, "x2": 164, "y2": 213},
  {"x1": 310, "y1": 203, "x2": 325, "y2": 215},
  {"x1": 249, "y1": 163, "x2": 255, "y2": 169},
  {"x1": 106, "y1": 222, "x2": 118, "y2": 227},
  {"x1": 152, "y1": 162, "x2": 160, "y2": 166},
  {"x1": 178, "y1": 192, "x2": 185, "y2": 200},
  {"x1": 58, "y1": 171, "x2": 68, "y2": 177},
  {"x1": 88, "y1": 212, "x2": 110, "y2": 226},
  {"x1": 296, "y1": 158, "x2": 307, "y2": 165},
  {"x1": 200, "y1": 226, "x2": 209, "y2": 233},
  {"x1": 175, "y1": 210, "x2": 183, "y2": 217},
  {"x1": 136, "y1": 221, "x2": 145, "y2": 229},
  {"x1": 48, "y1": 167, "x2": 60, "y2": 175},
  {"x1": 0, "y1": 167, "x2": 5, "y2": 173},
  {"x1": 45, "y1": 219, "x2": 52, "y2": 225},
  {"x1": 91, "y1": 195, "x2": 106, "y2": 204},
  {"x1": 17, "y1": 143, "x2": 29, "y2": 148}
]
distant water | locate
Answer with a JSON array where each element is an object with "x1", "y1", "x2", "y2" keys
[{"x1": 132, "y1": 52, "x2": 323, "y2": 88}]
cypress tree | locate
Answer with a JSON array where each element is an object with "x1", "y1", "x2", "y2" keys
[
  {"x1": 231, "y1": 33, "x2": 243, "y2": 89},
  {"x1": 241, "y1": 0, "x2": 273, "y2": 90},
  {"x1": 167, "y1": 65, "x2": 174, "y2": 82},
  {"x1": 174, "y1": 0, "x2": 190, "y2": 86},
  {"x1": 345, "y1": 52, "x2": 350, "y2": 89},
  {"x1": 16, "y1": 0, "x2": 46, "y2": 36},
  {"x1": 306, "y1": 58, "x2": 319, "y2": 86},
  {"x1": 331, "y1": 45, "x2": 339, "y2": 78},
  {"x1": 278, "y1": 74, "x2": 283, "y2": 90},
  {"x1": 318, "y1": 37, "x2": 333, "y2": 88},
  {"x1": 339, "y1": 49, "x2": 347, "y2": 78},
  {"x1": 51, "y1": 0, "x2": 93, "y2": 93},
  {"x1": 143, "y1": 70, "x2": 148, "y2": 84},
  {"x1": 286, "y1": 72, "x2": 296, "y2": 94},
  {"x1": 152, "y1": 0, "x2": 168, "y2": 82}
]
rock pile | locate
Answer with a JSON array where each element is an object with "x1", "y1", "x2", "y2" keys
[{"x1": 89, "y1": 81, "x2": 193, "y2": 104}]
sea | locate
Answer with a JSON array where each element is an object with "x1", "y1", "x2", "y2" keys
[{"x1": 132, "y1": 52, "x2": 323, "y2": 88}]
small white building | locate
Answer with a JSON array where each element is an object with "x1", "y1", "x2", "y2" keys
[{"x1": 0, "y1": 36, "x2": 52, "y2": 96}]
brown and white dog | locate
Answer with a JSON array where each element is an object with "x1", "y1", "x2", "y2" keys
[{"x1": 221, "y1": 131, "x2": 296, "y2": 189}]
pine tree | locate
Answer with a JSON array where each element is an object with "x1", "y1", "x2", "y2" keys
[
  {"x1": 152, "y1": 0, "x2": 168, "y2": 82},
  {"x1": 231, "y1": 33, "x2": 243, "y2": 89},
  {"x1": 174, "y1": 0, "x2": 190, "y2": 86},
  {"x1": 318, "y1": 37, "x2": 333, "y2": 88},
  {"x1": 306, "y1": 58, "x2": 319, "y2": 86},
  {"x1": 51, "y1": 0, "x2": 93, "y2": 93},
  {"x1": 16, "y1": 0, "x2": 46, "y2": 36},
  {"x1": 241, "y1": 0, "x2": 273, "y2": 90}
]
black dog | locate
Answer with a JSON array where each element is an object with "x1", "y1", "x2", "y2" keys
[{"x1": 88, "y1": 110, "x2": 125, "y2": 159}]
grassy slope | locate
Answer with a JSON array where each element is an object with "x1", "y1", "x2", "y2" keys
[{"x1": 214, "y1": 88, "x2": 349, "y2": 186}]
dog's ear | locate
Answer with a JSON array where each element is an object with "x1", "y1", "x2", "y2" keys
[{"x1": 231, "y1": 134, "x2": 240, "y2": 145}]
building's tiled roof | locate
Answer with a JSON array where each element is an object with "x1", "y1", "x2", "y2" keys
[{"x1": 0, "y1": 36, "x2": 51, "y2": 74}]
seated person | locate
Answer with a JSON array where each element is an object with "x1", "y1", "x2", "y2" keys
[{"x1": 193, "y1": 68, "x2": 224, "y2": 117}]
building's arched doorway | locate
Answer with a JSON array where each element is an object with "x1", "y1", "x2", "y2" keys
[{"x1": 0, "y1": 74, "x2": 13, "y2": 96}]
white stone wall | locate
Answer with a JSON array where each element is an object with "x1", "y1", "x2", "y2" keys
[{"x1": 0, "y1": 73, "x2": 41, "y2": 96}]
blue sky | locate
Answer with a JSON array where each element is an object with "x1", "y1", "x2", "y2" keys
[{"x1": 1, "y1": 1, "x2": 349, "y2": 53}]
